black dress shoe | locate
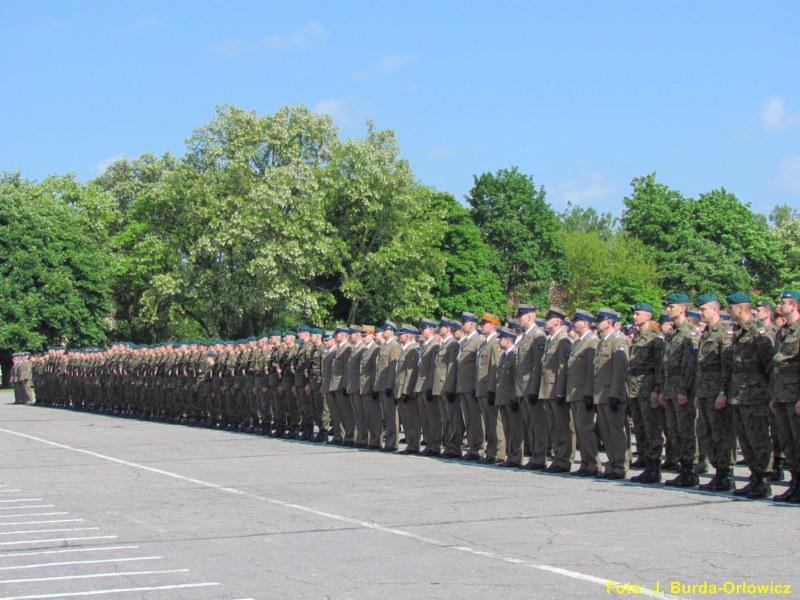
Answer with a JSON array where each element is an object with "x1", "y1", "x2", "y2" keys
[
  {"x1": 442, "y1": 451, "x2": 461, "y2": 459},
  {"x1": 462, "y1": 453, "x2": 481, "y2": 462},
  {"x1": 525, "y1": 462, "x2": 546, "y2": 471},
  {"x1": 478, "y1": 457, "x2": 497, "y2": 465},
  {"x1": 545, "y1": 464, "x2": 570, "y2": 474},
  {"x1": 605, "y1": 472, "x2": 625, "y2": 480},
  {"x1": 570, "y1": 468, "x2": 587, "y2": 476},
  {"x1": 398, "y1": 448, "x2": 418, "y2": 455},
  {"x1": 421, "y1": 448, "x2": 439, "y2": 457},
  {"x1": 498, "y1": 460, "x2": 520, "y2": 468}
]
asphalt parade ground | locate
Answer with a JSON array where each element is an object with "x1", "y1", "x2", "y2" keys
[{"x1": 0, "y1": 391, "x2": 797, "y2": 600}]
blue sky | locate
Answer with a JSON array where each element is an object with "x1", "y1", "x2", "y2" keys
[{"x1": 2, "y1": 1, "x2": 798, "y2": 216}]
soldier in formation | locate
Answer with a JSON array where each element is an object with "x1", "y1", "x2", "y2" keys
[{"x1": 20, "y1": 290, "x2": 800, "y2": 503}]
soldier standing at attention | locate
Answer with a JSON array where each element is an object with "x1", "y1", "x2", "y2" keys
[
  {"x1": 457, "y1": 312, "x2": 483, "y2": 461},
  {"x1": 435, "y1": 318, "x2": 461, "y2": 458},
  {"x1": 592, "y1": 309, "x2": 630, "y2": 479},
  {"x1": 375, "y1": 321, "x2": 402, "y2": 451},
  {"x1": 538, "y1": 308, "x2": 573, "y2": 473},
  {"x1": 495, "y1": 327, "x2": 522, "y2": 467},
  {"x1": 346, "y1": 325, "x2": 366, "y2": 446},
  {"x1": 475, "y1": 314, "x2": 503, "y2": 465},
  {"x1": 358, "y1": 326, "x2": 381, "y2": 449},
  {"x1": 514, "y1": 304, "x2": 548, "y2": 470},
  {"x1": 659, "y1": 293, "x2": 700, "y2": 487},
  {"x1": 320, "y1": 330, "x2": 338, "y2": 442},
  {"x1": 567, "y1": 311, "x2": 600, "y2": 476},
  {"x1": 724, "y1": 292, "x2": 776, "y2": 499},
  {"x1": 770, "y1": 290, "x2": 800, "y2": 503},
  {"x1": 395, "y1": 325, "x2": 421, "y2": 454},
  {"x1": 693, "y1": 294, "x2": 736, "y2": 492},
  {"x1": 756, "y1": 300, "x2": 784, "y2": 482},
  {"x1": 329, "y1": 326, "x2": 354, "y2": 445},
  {"x1": 415, "y1": 319, "x2": 442, "y2": 456},
  {"x1": 628, "y1": 303, "x2": 666, "y2": 484}
]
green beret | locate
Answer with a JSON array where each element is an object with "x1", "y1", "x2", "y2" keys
[
  {"x1": 664, "y1": 293, "x2": 690, "y2": 304},
  {"x1": 757, "y1": 300, "x2": 775, "y2": 310},
  {"x1": 726, "y1": 292, "x2": 752, "y2": 305},
  {"x1": 632, "y1": 302, "x2": 654, "y2": 314},
  {"x1": 780, "y1": 289, "x2": 800, "y2": 300},
  {"x1": 297, "y1": 324, "x2": 310, "y2": 333},
  {"x1": 310, "y1": 327, "x2": 323, "y2": 335},
  {"x1": 284, "y1": 329, "x2": 297, "y2": 337},
  {"x1": 694, "y1": 293, "x2": 718, "y2": 307}
]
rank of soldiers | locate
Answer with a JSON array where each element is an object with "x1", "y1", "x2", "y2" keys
[{"x1": 16, "y1": 290, "x2": 800, "y2": 503}]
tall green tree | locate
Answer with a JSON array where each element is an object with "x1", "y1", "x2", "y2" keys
[
  {"x1": 429, "y1": 191, "x2": 507, "y2": 317},
  {"x1": 771, "y1": 204, "x2": 800, "y2": 290},
  {"x1": 468, "y1": 167, "x2": 565, "y2": 307},
  {"x1": 559, "y1": 203, "x2": 618, "y2": 240},
  {"x1": 0, "y1": 174, "x2": 113, "y2": 385},
  {"x1": 322, "y1": 126, "x2": 445, "y2": 323}
]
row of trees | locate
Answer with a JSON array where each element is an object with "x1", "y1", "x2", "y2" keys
[{"x1": 2, "y1": 104, "x2": 799, "y2": 384}]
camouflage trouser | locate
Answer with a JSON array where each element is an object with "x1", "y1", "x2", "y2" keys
[
  {"x1": 628, "y1": 395, "x2": 649, "y2": 458},
  {"x1": 696, "y1": 396, "x2": 735, "y2": 470},
  {"x1": 291, "y1": 385, "x2": 305, "y2": 429},
  {"x1": 272, "y1": 385, "x2": 287, "y2": 430},
  {"x1": 733, "y1": 403, "x2": 773, "y2": 474},
  {"x1": 773, "y1": 402, "x2": 800, "y2": 472},
  {"x1": 663, "y1": 397, "x2": 697, "y2": 464},
  {"x1": 299, "y1": 385, "x2": 313, "y2": 432},
  {"x1": 635, "y1": 394, "x2": 665, "y2": 461}
]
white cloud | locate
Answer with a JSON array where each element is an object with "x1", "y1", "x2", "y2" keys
[
  {"x1": 313, "y1": 99, "x2": 354, "y2": 127},
  {"x1": 552, "y1": 171, "x2": 615, "y2": 206},
  {"x1": 778, "y1": 155, "x2": 800, "y2": 195},
  {"x1": 213, "y1": 22, "x2": 328, "y2": 57},
  {"x1": 94, "y1": 153, "x2": 126, "y2": 175},
  {"x1": 760, "y1": 95, "x2": 798, "y2": 131}
]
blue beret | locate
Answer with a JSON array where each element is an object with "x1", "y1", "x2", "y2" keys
[
  {"x1": 419, "y1": 318, "x2": 438, "y2": 330},
  {"x1": 383, "y1": 320, "x2": 398, "y2": 332},
  {"x1": 398, "y1": 324, "x2": 419, "y2": 335},
  {"x1": 516, "y1": 304, "x2": 537, "y2": 317},
  {"x1": 573, "y1": 309, "x2": 594, "y2": 323},
  {"x1": 632, "y1": 302, "x2": 654, "y2": 314},
  {"x1": 686, "y1": 309, "x2": 701, "y2": 320},
  {"x1": 498, "y1": 327, "x2": 517, "y2": 340},
  {"x1": 665, "y1": 293, "x2": 690, "y2": 304},
  {"x1": 460, "y1": 312, "x2": 479, "y2": 323},
  {"x1": 596, "y1": 309, "x2": 620, "y2": 322},
  {"x1": 780, "y1": 289, "x2": 800, "y2": 300},
  {"x1": 726, "y1": 292, "x2": 752, "y2": 305}
]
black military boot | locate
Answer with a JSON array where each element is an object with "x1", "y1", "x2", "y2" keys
[
  {"x1": 665, "y1": 462, "x2": 698, "y2": 487},
  {"x1": 733, "y1": 473, "x2": 754, "y2": 497},
  {"x1": 631, "y1": 459, "x2": 661, "y2": 484},
  {"x1": 746, "y1": 473, "x2": 771, "y2": 499},
  {"x1": 698, "y1": 471, "x2": 719, "y2": 491},
  {"x1": 773, "y1": 470, "x2": 799, "y2": 502},
  {"x1": 715, "y1": 468, "x2": 733, "y2": 492},
  {"x1": 770, "y1": 456, "x2": 785, "y2": 482}
]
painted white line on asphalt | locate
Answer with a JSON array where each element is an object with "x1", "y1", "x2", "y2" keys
[
  {"x1": 0, "y1": 536, "x2": 117, "y2": 547},
  {"x1": 0, "y1": 545, "x2": 138, "y2": 559},
  {"x1": 0, "y1": 556, "x2": 161, "y2": 571},
  {"x1": 0, "y1": 582, "x2": 220, "y2": 599},
  {"x1": 0, "y1": 501, "x2": 42, "y2": 505},
  {"x1": 0, "y1": 528, "x2": 99, "y2": 536},
  {"x1": 0, "y1": 506, "x2": 54, "y2": 512},
  {"x1": 0, "y1": 514, "x2": 68, "y2": 520},
  {"x1": 0, "y1": 568, "x2": 190, "y2": 585},
  {"x1": 0, "y1": 428, "x2": 683, "y2": 600},
  {"x1": 0, "y1": 520, "x2": 83, "y2": 526}
]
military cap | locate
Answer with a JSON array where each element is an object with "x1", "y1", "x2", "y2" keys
[
  {"x1": 665, "y1": 293, "x2": 690, "y2": 304},
  {"x1": 545, "y1": 307, "x2": 565, "y2": 320},
  {"x1": 726, "y1": 292, "x2": 752, "y2": 305},
  {"x1": 564, "y1": 319, "x2": 573, "y2": 330},
  {"x1": 439, "y1": 317, "x2": 460, "y2": 330},
  {"x1": 780, "y1": 289, "x2": 800, "y2": 300},
  {"x1": 375, "y1": 326, "x2": 384, "y2": 333},
  {"x1": 694, "y1": 294, "x2": 718, "y2": 307},
  {"x1": 516, "y1": 303, "x2": 537, "y2": 317},
  {"x1": 460, "y1": 311, "x2": 479, "y2": 323},
  {"x1": 383, "y1": 320, "x2": 398, "y2": 332},
  {"x1": 322, "y1": 330, "x2": 334, "y2": 341},
  {"x1": 757, "y1": 300, "x2": 775, "y2": 310},
  {"x1": 686, "y1": 309, "x2": 701, "y2": 320},
  {"x1": 419, "y1": 318, "x2": 438, "y2": 330},
  {"x1": 509, "y1": 319, "x2": 524, "y2": 332},
  {"x1": 632, "y1": 302, "x2": 655, "y2": 314},
  {"x1": 573, "y1": 309, "x2": 595, "y2": 323},
  {"x1": 498, "y1": 327, "x2": 517, "y2": 340},
  {"x1": 535, "y1": 318, "x2": 545, "y2": 328},
  {"x1": 398, "y1": 324, "x2": 419, "y2": 335},
  {"x1": 595, "y1": 308, "x2": 620, "y2": 323},
  {"x1": 361, "y1": 325, "x2": 375, "y2": 335},
  {"x1": 479, "y1": 313, "x2": 501, "y2": 326},
  {"x1": 658, "y1": 313, "x2": 671, "y2": 324},
  {"x1": 348, "y1": 324, "x2": 362, "y2": 334}
]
